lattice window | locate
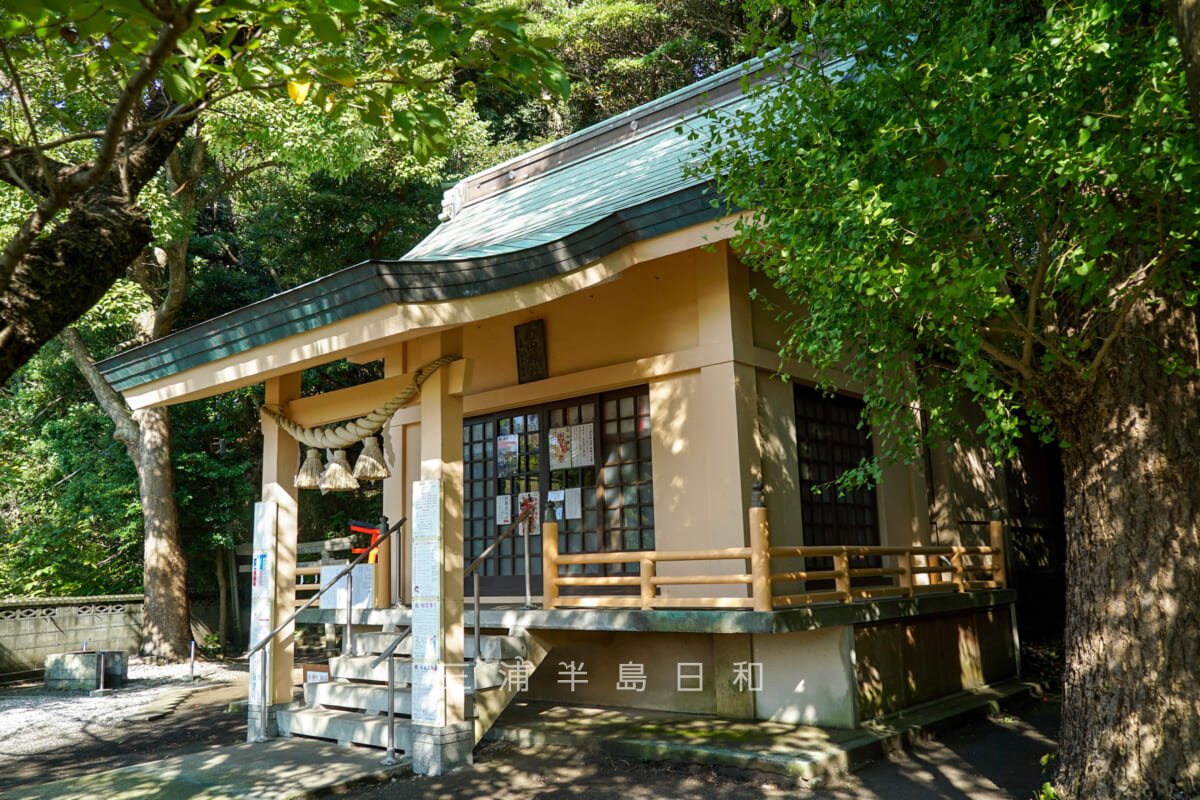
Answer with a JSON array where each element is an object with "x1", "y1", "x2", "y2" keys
[
  {"x1": 599, "y1": 389, "x2": 654, "y2": 575},
  {"x1": 795, "y1": 385, "x2": 881, "y2": 587},
  {"x1": 463, "y1": 386, "x2": 653, "y2": 595}
]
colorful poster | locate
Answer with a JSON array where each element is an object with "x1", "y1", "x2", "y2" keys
[
  {"x1": 565, "y1": 487, "x2": 583, "y2": 520},
  {"x1": 496, "y1": 494, "x2": 512, "y2": 526},
  {"x1": 497, "y1": 434, "x2": 520, "y2": 477},
  {"x1": 517, "y1": 491, "x2": 539, "y2": 536},
  {"x1": 570, "y1": 423, "x2": 594, "y2": 467},
  {"x1": 548, "y1": 427, "x2": 572, "y2": 470}
]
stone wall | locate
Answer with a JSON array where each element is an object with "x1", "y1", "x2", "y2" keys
[{"x1": 0, "y1": 595, "x2": 142, "y2": 682}]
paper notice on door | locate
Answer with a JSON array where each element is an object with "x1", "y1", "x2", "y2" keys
[
  {"x1": 565, "y1": 487, "x2": 582, "y2": 520},
  {"x1": 547, "y1": 490, "x2": 565, "y2": 521},
  {"x1": 517, "y1": 492, "x2": 539, "y2": 536},
  {"x1": 570, "y1": 424, "x2": 594, "y2": 467}
]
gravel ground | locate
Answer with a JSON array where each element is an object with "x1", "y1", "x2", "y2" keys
[{"x1": 0, "y1": 658, "x2": 247, "y2": 759}]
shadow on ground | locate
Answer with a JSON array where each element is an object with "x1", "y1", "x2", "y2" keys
[{"x1": 0, "y1": 680, "x2": 247, "y2": 794}]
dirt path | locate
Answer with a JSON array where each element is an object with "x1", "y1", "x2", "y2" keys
[
  {"x1": 0, "y1": 668, "x2": 1059, "y2": 800},
  {"x1": 0, "y1": 677, "x2": 247, "y2": 794}
]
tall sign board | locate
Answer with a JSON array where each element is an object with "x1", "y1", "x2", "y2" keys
[
  {"x1": 249, "y1": 501, "x2": 276, "y2": 711},
  {"x1": 410, "y1": 480, "x2": 445, "y2": 726}
]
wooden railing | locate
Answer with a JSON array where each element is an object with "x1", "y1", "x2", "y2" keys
[{"x1": 542, "y1": 483, "x2": 1007, "y2": 611}]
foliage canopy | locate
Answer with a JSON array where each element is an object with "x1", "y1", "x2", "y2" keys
[{"x1": 700, "y1": 0, "x2": 1200, "y2": 472}]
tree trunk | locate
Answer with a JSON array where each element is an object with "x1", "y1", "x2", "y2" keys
[
  {"x1": 135, "y1": 405, "x2": 191, "y2": 660},
  {"x1": 1055, "y1": 296, "x2": 1200, "y2": 799},
  {"x1": 0, "y1": 195, "x2": 153, "y2": 386},
  {"x1": 215, "y1": 547, "x2": 229, "y2": 655},
  {"x1": 0, "y1": 91, "x2": 196, "y2": 388}
]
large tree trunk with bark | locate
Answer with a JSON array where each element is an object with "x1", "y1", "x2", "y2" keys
[
  {"x1": 0, "y1": 194, "x2": 153, "y2": 385},
  {"x1": 1055, "y1": 295, "x2": 1200, "y2": 799},
  {"x1": 60, "y1": 326, "x2": 192, "y2": 661},
  {"x1": 135, "y1": 405, "x2": 191, "y2": 660}
]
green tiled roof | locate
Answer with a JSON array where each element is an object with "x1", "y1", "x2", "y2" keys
[{"x1": 97, "y1": 57, "x2": 774, "y2": 393}]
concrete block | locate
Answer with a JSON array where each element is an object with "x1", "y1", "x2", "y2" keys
[
  {"x1": 412, "y1": 722, "x2": 474, "y2": 776},
  {"x1": 44, "y1": 650, "x2": 128, "y2": 690}
]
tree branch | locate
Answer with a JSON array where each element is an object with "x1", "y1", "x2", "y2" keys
[
  {"x1": 1085, "y1": 241, "x2": 1184, "y2": 383},
  {"x1": 197, "y1": 158, "x2": 282, "y2": 208},
  {"x1": 0, "y1": 40, "x2": 53, "y2": 195},
  {"x1": 58, "y1": 326, "x2": 139, "y2": 458},
  {"x1": 1022, "y1": 241, "x2": 1052, "y2": 369},
  {"x1": 71, "y1": 2, "x2": 201, "y2": 192},
  {"x1": 978, "y1": 336, "x2": 1035, "y2": 380}
]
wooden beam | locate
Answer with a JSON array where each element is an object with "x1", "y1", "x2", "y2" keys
[{"x1": 284, "y1": 360, "x2": 466, "y2": 428}]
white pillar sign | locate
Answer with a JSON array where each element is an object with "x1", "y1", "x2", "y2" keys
[
  {"x1": 410, "y1": 480, "x2": 445, "y2": 726},
  {"x1": 249, "y1": 501, "x2": 276, "y2": 708}
]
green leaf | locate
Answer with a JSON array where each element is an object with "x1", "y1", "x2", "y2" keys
[
  {"x1": 425, "y1": 18, "x2": 452, "y2": 48},
  {"x1": 321, "y1": 66, "x2": 357, "y2": 88},
  {"x1": 508, "y1": 55, "x2": 533, "y2": 77},
  {"x1": 163, "y1": 71, "x2": 197, "y2": 103},
  {"x1": 324, "y1": 0, "x2": 362, "y2": 13},
  {"x1": 307, "y1": 11, "x2": 342, "y2": 45}
]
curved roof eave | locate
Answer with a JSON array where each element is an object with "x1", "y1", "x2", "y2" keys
[{"x1": 97, "y1": 181, "x2": 734, "y2": 393}]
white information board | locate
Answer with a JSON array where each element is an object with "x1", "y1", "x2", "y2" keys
[
  {"x1": 248, "y1": 502, "x2": 276, "y2": 707},
  {"x1": 318, "y1": 564, "x2": 374, "y2": 610},
  {"x1": 411, "y1": 539, "x2": 441, "y2": 598},
  {"x1": 410, "y1": 480, "x2": 444, "y2": 726},
  {"x1": 411, "y1": 662, "x2": 443, "y2": 725}
]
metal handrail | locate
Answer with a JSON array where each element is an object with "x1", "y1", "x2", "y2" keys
[
  {"x1": 367, "y1": 504, "x2": 537, "y2": 767},
  {"x1": 370, "y1": 624, "x2": 413, "y2": 767},
  {"x1": 466, "y1": 503, "x2": 537, "y2": 663},
  {"x1": 370, "y1": 624, "x2": 414, "y2": 669},
  {"x1": 247, "y1": 515, "x2": 406, "y2": 742}
]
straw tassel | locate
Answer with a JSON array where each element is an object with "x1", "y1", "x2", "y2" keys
[
  {"x1": 352, "y1": 436, "x2": 390, "y2": 481},
  {"x1": 294, "y1": 448, "x2": 323, "y2": 490},
  {"x1": 319, "y1": 449, "x2": 359, "y2": 493}
]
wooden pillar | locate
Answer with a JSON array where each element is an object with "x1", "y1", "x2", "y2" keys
[
  {"x1": 261, "y1": 373, "x2": 301, "y2": 706},
  {"x1": 418, "y1": 331, "x2": 465, "y2": 725},
  {"x1": 542, "y1": 515, "x2": 559, "y2": 609},
  {"x1": 989, "y1": 518, "x2": 1007, "y2": 588},
  {"x1": 749, "y1": 481, "x2": 772, "y2": 612},
  {"x1": 381, "y1": 343, "x2": 408, "y2": 607}
]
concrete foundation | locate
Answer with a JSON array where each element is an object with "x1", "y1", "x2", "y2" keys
[
  {"x1": 412, "y1": 722, "x2": 474, "y2": 775},
  {"x1": 245, "y1": 702, "x2": 283, "y2": 742}
]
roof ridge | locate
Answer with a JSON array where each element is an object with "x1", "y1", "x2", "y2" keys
[{"x1": 434, "y1": 54, "x2": 771, "y2": 223}]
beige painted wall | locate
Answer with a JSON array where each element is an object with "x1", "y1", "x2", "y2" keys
[
  {"x1": 520, "y1": 632, "x2": 718, "y2": 714},
  {"x1": 752, "y1": 627, "x2": 858, "y2": 728},
  {"x1": 745, "y1": 269, "x2": 936, "y2": 550},
  {"x1": 273, "y1": 238, "x2": 989, "y2": 595},
  {"x1": 463, "y1": 250, "x2": 700, "y2": 397}
]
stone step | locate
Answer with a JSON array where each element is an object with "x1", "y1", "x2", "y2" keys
[
  {"x1": 353, "y1": 632, "x2": 527, "y2": 660},
  {"x1": 328, "y1": 655, "x2": 512, "y2": 691},
  {"x1": 329, "y1": 655, "x2": 410, "y2": 685},
  {"x1": 306, "y1": 681, "x2": 477, "y2": 717},
  {"x1": 276, "y1": 707, "x2": 412, "y2": 751}
]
